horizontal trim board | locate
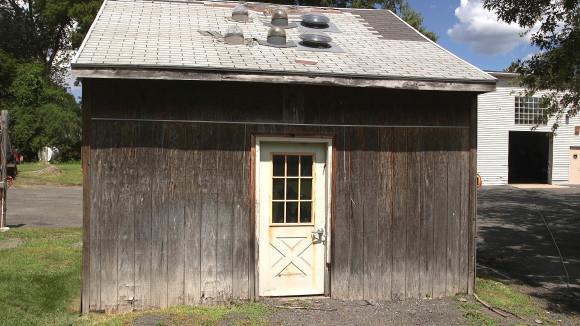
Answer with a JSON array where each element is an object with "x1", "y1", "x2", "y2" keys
[
  {"x1": 72, "y1": 67, "x2": 496, "y2": 93},
  {"x1": 91, "y1": 117, "x2": 469, "y2": 129}
]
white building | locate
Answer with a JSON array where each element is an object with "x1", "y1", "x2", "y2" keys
[{"x1": 478, "y1": 71, "x2": 580, "y2": 185}]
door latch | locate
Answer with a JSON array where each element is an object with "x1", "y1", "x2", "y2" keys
[{"x1": 311, "y1": 228, "x2": 325, "y2": 243}]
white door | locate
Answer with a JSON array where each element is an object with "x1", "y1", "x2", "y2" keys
[
  {"x1": 257, "y1": 141, "x2": 327, "y2": 296},
  {"x1": 570, "y1": 147, "x2": 580, "y2": 184}
]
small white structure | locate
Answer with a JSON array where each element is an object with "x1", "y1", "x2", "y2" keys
[
  {"x1": 478, "y1": 71, "x2": 580, "y2": 185},
  {"x1": 38, "y1": 146, "x2": 58, "y2": 162}
]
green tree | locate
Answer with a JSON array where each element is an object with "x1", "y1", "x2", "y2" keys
[
  {"x1": 0, "y1": 0, "x2": 101, "y2": 84},
  {"x1": 5, "y1": 61, "x2": 81, "y2": 161},
  {"x1": 0, "y1": 49, "x2": 17, "y2": 103},
  {"x1": 270, "y1": 0, "x2": 437, "y2": 41},
  {"x1": 484, "y1": 0, "x2": 579, "y2": 129},
  {"x1": 0, "y1": 0, "x2": 99, "y2": 161}
]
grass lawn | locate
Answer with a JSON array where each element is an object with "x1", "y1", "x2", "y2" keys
[
  {"x1": 0, "y1": 228, "x2": 270, "y2": 325},
  {"x1": 14, "y1": 162, "x2": 82, "y2": 186},
  {"x1": 458, "y1": 277, "x2": 556, "y2": 325},
  {"x1": 0, "y1": 228, "x2": 82, "y2": 325}
]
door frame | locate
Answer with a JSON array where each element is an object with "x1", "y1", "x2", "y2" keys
[{"x1": 253, "y1": 136, "x2": 334, "y2": 298}]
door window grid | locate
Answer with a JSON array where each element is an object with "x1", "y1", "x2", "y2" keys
[
  {"x1": 515, "y1": 96, "x2": 547, "y2": 125},
  {"x1": 272, "y1": 154, "x2": 314, "y2": 224}
]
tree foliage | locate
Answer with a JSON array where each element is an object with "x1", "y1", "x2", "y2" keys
[
  {"x1": 269, "y1": 0, "x2": 437, "y2": 41},
  {"x1": 0, "y1": 55, "x2": 81, "y2": 161},
  {"x1": 484, "y1": 0, "x2": 579, "y2": 129},
  {"x1": 0, "y1": 0, "x2": 101, "y2": 84},
  {"x1": 0, "y1": 0, "x2": 99, "y2": 161}
]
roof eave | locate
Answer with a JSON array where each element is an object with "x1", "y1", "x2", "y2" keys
[{"x1": 71, "y1": 65, "x2": 496, "y2": 93}]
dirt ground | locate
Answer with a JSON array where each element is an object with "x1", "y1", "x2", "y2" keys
[
  {"x1": 130, "y1": 297, "x2": 469, "y2": 326},
  {"x1": 477, "y1": 185, "x2": 580, "y2": 320},
  {"x1": 264, "y1": 297, "x2": 466, "y2": 326},
  {"x1": 6, "y1": 185, "x2": 82, "y2": 228}
]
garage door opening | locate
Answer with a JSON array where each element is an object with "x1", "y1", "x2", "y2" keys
[{"x1": 508, "y1": 131, "x2": 552, "y2": 184}]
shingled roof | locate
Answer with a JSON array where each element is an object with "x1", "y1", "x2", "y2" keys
[{"x1": 72, "y1": 0, "x2": 495, "y2": 92}]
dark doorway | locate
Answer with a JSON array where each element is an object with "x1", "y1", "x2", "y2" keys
[{"x1": 508, "y1": 131, "x2": 551, "y2": 184}]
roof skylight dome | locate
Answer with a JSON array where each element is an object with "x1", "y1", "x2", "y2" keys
[
  {"x1": 267, "y1": 26, "x2": 287, "y2": 46},
  {"x1": 224, "y1": 25, "x2": 244, "y2": 45},
  {"x1": 271, "y1": 8, "x2": 288, "y2": 27},
  {"x1": 232, "y1": 4, "x2": 249, "y2": 22}
]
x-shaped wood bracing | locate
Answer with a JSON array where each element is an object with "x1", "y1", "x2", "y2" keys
[{"x1": 269, "y1": 237, "x2": 313, "y2": 277}]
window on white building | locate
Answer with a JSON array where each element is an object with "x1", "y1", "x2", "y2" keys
[{"x1": 515, "y1": 97, "x2": 547, "y2": 125}]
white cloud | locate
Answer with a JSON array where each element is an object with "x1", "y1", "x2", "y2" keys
[{"x1": 447, "y1": 0, "x2": 530, "y2": 55}]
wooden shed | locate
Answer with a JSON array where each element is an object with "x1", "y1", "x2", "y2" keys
[{"x1": 72, "y1": 0, "x2": 496, "y2": 313}]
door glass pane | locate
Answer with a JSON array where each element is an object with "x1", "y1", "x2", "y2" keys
[
  {"x1": 270, "y1": 153, "x2": 316, "y2": 224},
  {"x1": 300, "y1": 156, "x2": 313, "y2": 176},
  {"x1": 273, "y1": 155, "x2": 285, "y2": 176},
  {"x1": 273, "y1": 178, "x2": 285, "y2": 200},
  {"x1": 300, "y1": 202, "x2": 312, "y2": 223},
  {"x1": 300, "y1": 179, "x2": 312, "y2": 200},
  {"x1": 286, "y1": 202, "x2": 298, "y2": 223},
  {"x1": 287, "y1": 155, "x2": 299, "y2": 176},
  {"x1": 286, "y1": 179, "x2": 298, "y2": 199},
  {"x1": 272, "y1": 202, "x2": 284, "y2": 223}
]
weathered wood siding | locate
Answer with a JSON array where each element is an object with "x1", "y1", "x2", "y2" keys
[{"x1": 82, "y1": 79, "x2": 476, "y2": 312}]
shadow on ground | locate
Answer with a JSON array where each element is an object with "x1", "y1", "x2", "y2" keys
[{"x1": 477, "y1": 185, "x2": 580, "y2": 314}]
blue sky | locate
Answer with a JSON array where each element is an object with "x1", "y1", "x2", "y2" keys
[
  {"x1": 407, "y1": 0, "x2": 535, "y2": 71},
  {"x1": 67, "y1": 0, "x2": 535, "y2": 99}
]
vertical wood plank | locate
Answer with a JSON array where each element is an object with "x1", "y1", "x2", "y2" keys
[
  {"x1": 378, "y1": 128, "x2": 393, "y2": 300},
  {"x1": 363, "y1": 129, "x2": 380, "y2": 300},
  {"x1": 419, "y1": 129, "x2": 435, "y2": 298},
  {"x1": 406, "y1": 129, "x2": 421, "y2": 298},
  {"x1": 89, "y1": 121, "x2": 101, "y2": 311},
  {"x1": 117, "y1": 123, "x2": 136, "y2": 312},
  {"x1": 347, "y1": 129, "x2": 364, "y2": 300},
  {"x1": 134, "y1": 122, "x2": 153, "y2": 310},
  {"x1": 391, "y1": 128, "x2": 407, "y2": 299},
  {"x1": 331, "y1": 128, "x2": 350, "y2": 299},
  {"x1": 81, "y1": 82, "x2": 92, "y2": 314},
  {"x1": 233, "y1": 125, "x2": 250, "y2": 300},
  {"x1": 432, "y1": 129, "x2": 448, "y2": 298},
  {"x1": 166, "y1": 124, "x2": 186, "y2": 307},
  {"x1": 99, "y1": 122, "x2": 119, "y2": 312},
  {"x1": 184, "y1": 124, "x2": 202, "y2": 305},
  {"x1": 216, "y1": 126, "x2": 234, "y2": 301},
  {"x1": 468, "y1": 101, "x2": 478, "y2": 294},
  {"x1": 249, "y1": 133, "x2": 257, "y2": 300},
  {"x1": 150, "y1": 124, "x2": 168, "y2": 308},
  {"x1": 459, "y1": 129, "x2": 470, "y2": 293},
  {"x1": 200, "y1": 126, "x2": 219, "y2": 302},
  {"x1": 447, "y1": 131, "x2": 461, "y2": 296}
]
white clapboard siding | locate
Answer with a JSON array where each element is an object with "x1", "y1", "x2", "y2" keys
[{"x1": 477, "y1": 75, "x2": 580, "y2": 185}]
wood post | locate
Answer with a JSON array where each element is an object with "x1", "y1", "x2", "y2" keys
[{"x1": 0, "y1": 110, "x2": 9, "y2": 231}]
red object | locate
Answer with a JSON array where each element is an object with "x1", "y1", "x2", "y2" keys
[{"x1": 575, "y1": 126, "x2": 580, "y2": 136}]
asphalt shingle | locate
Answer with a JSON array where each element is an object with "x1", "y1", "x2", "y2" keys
[{"x1": 72, "y1": 0, "x2": 494, "y2": 83}]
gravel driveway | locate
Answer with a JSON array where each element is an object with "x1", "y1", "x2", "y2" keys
[
  {"x1": 6, "y1": 185, "x2": 82, "y2": 228},
  {"x1": 477, "y1": 185, "x2": 580, "y2": 314}
]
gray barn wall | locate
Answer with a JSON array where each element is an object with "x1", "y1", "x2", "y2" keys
[{"x1": 81, "y1": 78, "x2": 477, "y2": 313}]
